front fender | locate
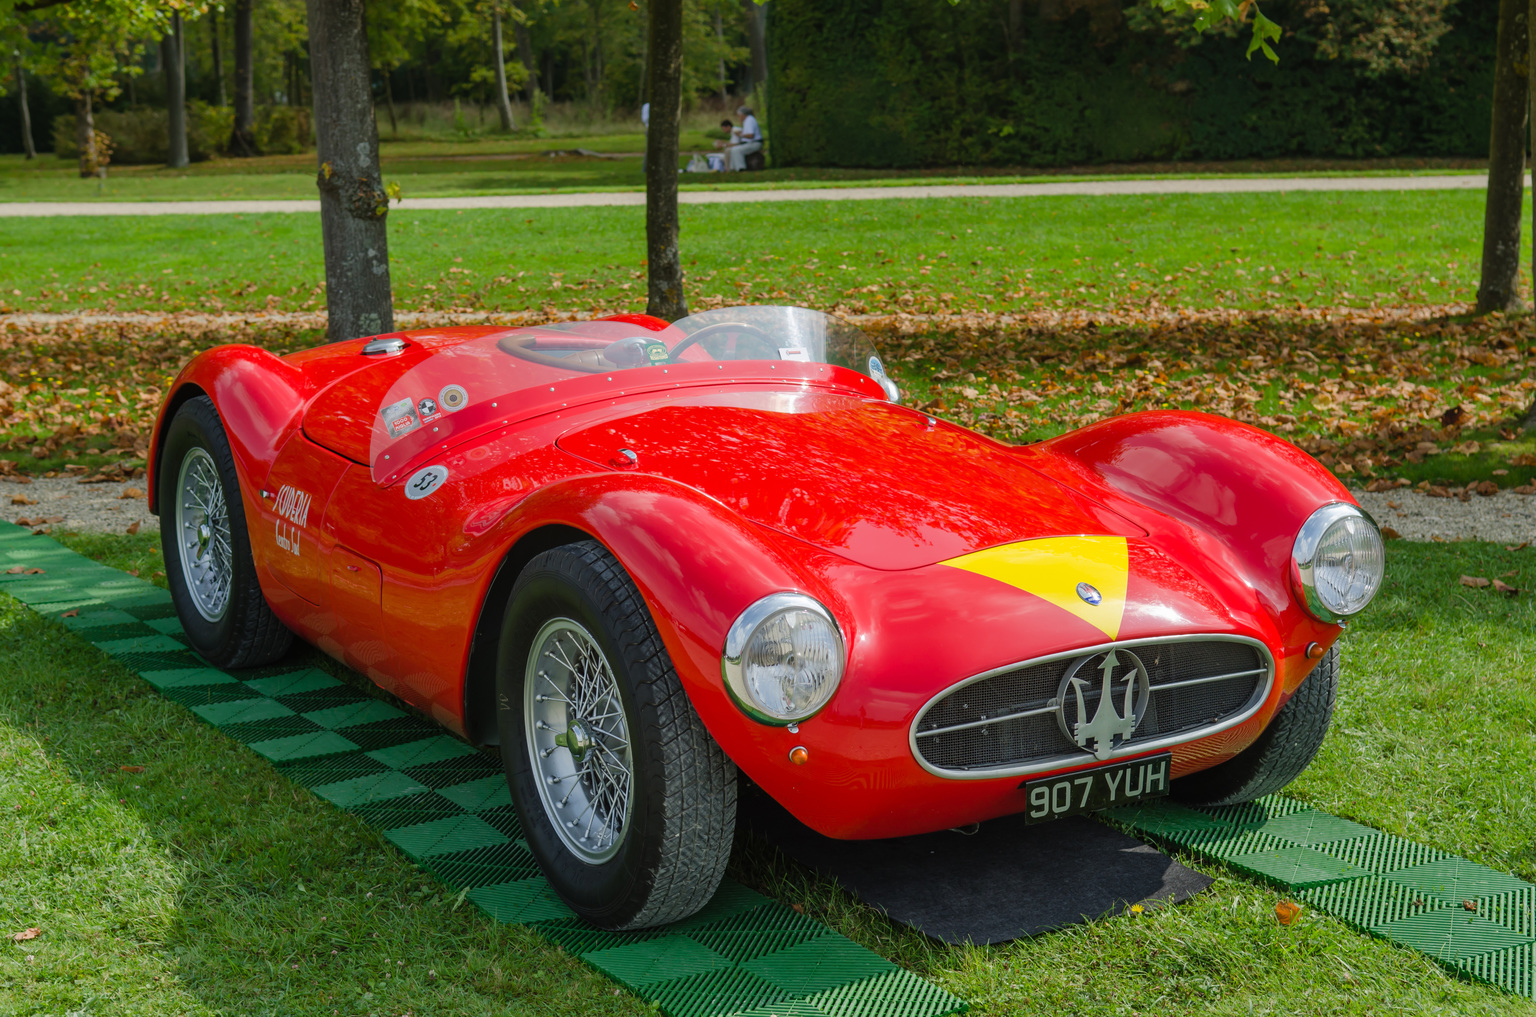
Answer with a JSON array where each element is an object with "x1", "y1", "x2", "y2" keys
[
  {"x1": 148, "y1": 346, "x2": 308, "y2": 514},
  {"x1": 470, "y1": 471, "x2": 846, "y2": 784},
  {"x1": 1029, "y1": 410, "x2": 1350, "y2": 690}
]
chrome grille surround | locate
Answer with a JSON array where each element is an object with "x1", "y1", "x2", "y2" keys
[{"x1": 910, "y1": 634, "x2": 1275, "y2": 780}]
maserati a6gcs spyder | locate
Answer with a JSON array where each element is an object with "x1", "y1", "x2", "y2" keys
[{"x1": 149, "y1": 305, "x2": 1384, "y2": 929}]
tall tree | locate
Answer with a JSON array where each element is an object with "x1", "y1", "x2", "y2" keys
[
  {"x1": 1476, "y1": 0, "x2": 1528, "y2": 315},
  {"x1": 15, "y1": 0, "x2": 163, "y2": 176},
  {"x1": 739, "y1": 0, "x2": 763, "y2": 93},
  {"x1": 307, "y1": 0, "x2": 394, "y2": 340},
  {"x1": 162, "y1": 11, "x2": 189, "y2": 168},
  {"x1": 228, "y1": 0, "x2": 257, "y2": 154},
  {"x1": 11, "y1": 50, "x2": 34, "y2": 159},
  {"x1": 514, "y1": 5, "x2": 537, "y2": 100},
  {"x1": 492, "y1": 4, "x2": 516, "y2": 130},
  {"x1": 645, "y1": 0, "x2": 685, "y2": 319},
  {"x1": 209, "y1": 7, "x2": 227, "y2": 107}
]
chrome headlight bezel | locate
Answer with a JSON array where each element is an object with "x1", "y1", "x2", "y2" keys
[
  {"x1": 1291, "y1": 502, "x2": 1385, "y2": 623},
  {"x1": 721, "y1": 593, "x2": 846, "y2": 726}
]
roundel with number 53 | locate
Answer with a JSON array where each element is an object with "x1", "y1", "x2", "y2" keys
[{"x1": 405, "y1": 465, "x2": 448, "y2": 500}]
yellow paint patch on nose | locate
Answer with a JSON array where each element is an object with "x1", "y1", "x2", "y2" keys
[{"x1": 941, "y1": 535, "x2": 1130, "y2": 640}]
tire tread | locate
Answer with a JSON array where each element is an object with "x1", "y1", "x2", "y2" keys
[{"x1": 1173, "y1": 646, "x2": 1339, "y2": 807}]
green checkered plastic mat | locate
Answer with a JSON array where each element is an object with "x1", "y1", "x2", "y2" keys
[
  {"x1": 1106, "y1": 796, "x2": 1536, "y2": 1000},
  {"x1": 0, "y1": 525, "x2": 964, "y2": 1017}
]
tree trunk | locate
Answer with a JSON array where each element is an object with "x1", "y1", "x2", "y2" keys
[
  {"x1": 492, "y1": 8, "x2": 516, "y2": 131},
  {"x1": 210, "y1": 10, "x2": 227, "y2": 107},
  {"x1": 14, "y1": 54, "x2": 35, "y2": 160},
  {"x1": 163, "y1": 14, "x2": 189, "y2": 168},
  {"x1": 1477, "y1": 0, "x2": 1528, "y2": 315},
  {"x1": 715, "y1": 9, "x2": 728, "y2": 102},
  {"x1": 229, "y1": 0, "x2": 257, "y2": 153},
  {"x1": 515, "y1": 15, "x2": 538, "y2": 100},
  {"x1": 307, "y1": 0, "x2": 394, "y2": 341},
  {"x1": 742, "y1": 0, "x2": 767, "y2": 95},
  {"x1": 74, "y1": 93, "x2": 98, "y2": 178},
  {"x1": 645, "y1": 0, "x2": 686, "y2": 320},
  {"x1": 383, "y1": 67, "x2": 398, "y2": 135}
]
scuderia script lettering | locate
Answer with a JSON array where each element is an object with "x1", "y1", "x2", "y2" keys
[{"x1": 274, "y1": 484, "x2": 311, "y2": 555}]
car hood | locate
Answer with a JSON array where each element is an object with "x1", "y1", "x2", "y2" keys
[{"x1": 555, "y1": 395, "x2": 1143, "y2": 571}]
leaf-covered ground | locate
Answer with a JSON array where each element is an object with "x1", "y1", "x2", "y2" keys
[{"x1": 1, "y1": 306, "x2": 1531, "y2": 489}]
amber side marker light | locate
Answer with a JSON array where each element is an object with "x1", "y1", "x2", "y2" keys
[
  {"x1": 1305, "y1": 642, "x2": 1327, "y2": 660},
  {"x1": 788, "y1": 746, "x2": 809, "y2": 766}
]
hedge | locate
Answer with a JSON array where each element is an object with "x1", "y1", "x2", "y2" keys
[
  {"x1": 51, "y1": 103, "x2": 313, "y2": 165},
  {"x1": 765, "y1": 0, "x2": 1496, "y2": 168}
]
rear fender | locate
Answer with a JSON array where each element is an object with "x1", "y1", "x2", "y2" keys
[{"x1": 148, "y1": 346, "x2": 308, "y2": 514}]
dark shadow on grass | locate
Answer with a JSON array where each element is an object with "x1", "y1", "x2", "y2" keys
[{"x1": 0, "y1": 602, "x2": 644, "y2": 1017}]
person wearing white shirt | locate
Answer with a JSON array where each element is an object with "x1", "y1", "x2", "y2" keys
[{"x1": 727, "y1": 106, "x2": 762, "y2": 171}]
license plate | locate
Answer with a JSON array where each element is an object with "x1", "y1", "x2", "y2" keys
[{"x1": 1020, "y1": 753, "x2": 1171, "y2": 825}]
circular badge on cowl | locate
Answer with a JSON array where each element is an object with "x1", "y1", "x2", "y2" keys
[
  {"x1": 439, "y1": 384, "x2": 468, "y2": 412},
  {"x1": 405, "y1": 465, "x2": 449, "y2": 500}
]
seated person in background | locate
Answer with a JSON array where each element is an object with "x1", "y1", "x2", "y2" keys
[{"x1": 727, "y1": 106, "x2": 762, "y2": 172}]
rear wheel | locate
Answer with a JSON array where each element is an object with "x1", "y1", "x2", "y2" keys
[
  {"x1": 158, "y1": 396, "x2": 292, "y2": 668},
  {"x1": 1172, "y1": 646, "x2": 1339, "y2": 806},
  {"x1": 496, "y1": 540, "x2": 736, "y2": 930}
]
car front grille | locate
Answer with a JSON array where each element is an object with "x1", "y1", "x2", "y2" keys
[{"x1": 911, "y1": 636, "x2": 1273, "y2": 778}]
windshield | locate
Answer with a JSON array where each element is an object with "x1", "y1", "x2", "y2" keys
[
  {"x1": 367, "y1": 305, "x2": 897, "y2": 485},
  {"x1": 500, "y1": 306, "x2": 892, "y2": 383}
]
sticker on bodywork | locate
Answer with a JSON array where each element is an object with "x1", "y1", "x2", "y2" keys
[
  {"x1": 405, "y1": 465, "x2": 449, "y2": 500},
  {"x1": 439, "y1": 384, "x2": 468, "y2": 412},
  {"x1": 381, "y1": 397, "x2": 421, "y2": 438}
]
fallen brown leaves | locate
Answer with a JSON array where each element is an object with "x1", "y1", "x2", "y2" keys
[
  {"x1": 0, "y1": 307, "x2": 1531, "y2": 490},
  {"x1": 1462, "y1": 574, "x2": 1522, "y2": 596},
  {"x1": 10, "y1": 928, "x2": 40, "y2": 943}
]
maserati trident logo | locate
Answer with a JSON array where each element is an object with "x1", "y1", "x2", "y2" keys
[
  {"x1": 1076, "y1": 581, "x2": 1102, "y2": 606},
  {"x1": 1055, "y1": 648, "x2": 1151, "y2": 760}
]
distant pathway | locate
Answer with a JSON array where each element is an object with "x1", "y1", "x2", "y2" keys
[{"x1": 0, "y1": 173, "x2": 1497, "y2": 217}]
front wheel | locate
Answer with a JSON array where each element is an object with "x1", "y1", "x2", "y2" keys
[
  {"x1": 496, "y1": 541, "x2": 736, "y2": 930},
  {"x1": 1172, "y1": 645, "x2": 1339, "y2": 806},
  {"x1": 158, "y1": 395, "x2": 293, "y2": 668}
]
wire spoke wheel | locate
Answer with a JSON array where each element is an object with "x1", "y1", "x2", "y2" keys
[
  {"x1": 175, "y1": 446, "x2": 232, "y2": 622},
  {"x1": 525, "y1": 617, "x2": 634, "y2": 864}
]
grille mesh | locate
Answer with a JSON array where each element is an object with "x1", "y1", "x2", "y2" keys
[{"x1": 914, "y1": 639, "x2": 1267, "y2": 774}]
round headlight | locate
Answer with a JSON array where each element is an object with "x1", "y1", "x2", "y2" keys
[
  {"x1": 722, "y1": 593, "x2": 845, "y2": 725},
  {"x1": 1292, "y1": 503, "x2": 1385, "y2": 623}
]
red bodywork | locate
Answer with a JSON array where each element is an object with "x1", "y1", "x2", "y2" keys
[{"x1": 150, "y1": 317, "x2": 1348, "y2": 840}]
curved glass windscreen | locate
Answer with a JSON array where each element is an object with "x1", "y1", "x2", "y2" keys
[
  {"x1": 367, "y1": 306, "x2": 896, "y2": 483},
  {"x1": 499, "y1": 306, "x2": 895, "y2": 395}
]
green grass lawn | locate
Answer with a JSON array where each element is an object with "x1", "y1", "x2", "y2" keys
[
  {"x1": 0, "y1": 189, "x2": 1504, "y2": 316},
  {"x1": 0, "y1": 535, "x2": 1530, "y2": 1015},
  {"x1": 0, "y1": 148, "x2": 1492, "y2": 204}
]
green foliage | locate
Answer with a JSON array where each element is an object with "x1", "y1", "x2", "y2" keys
[
  {"x1": 768, "y1": 0, "x2": 1494, "y2": 169},
  {"x1": 255, "y1": 105, "x2": 315, "y2": 154},
  {"x1": 49, "y1": 104, "x2": 311, "y2": 164}
]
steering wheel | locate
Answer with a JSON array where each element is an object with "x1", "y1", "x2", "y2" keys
[{"x1": 668, "y1": 321, "x2": 780, "y2": 361}]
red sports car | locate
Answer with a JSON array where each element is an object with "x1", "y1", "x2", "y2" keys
[{"x1": 149, "y1": 305, "x2": 1384, "y2": 930}]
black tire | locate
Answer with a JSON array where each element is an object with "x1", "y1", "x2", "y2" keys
[
  {"x1": 158, "y1": 396, "x2": 293, "y2": 669},
  {"x1": 1172, "y1": 646, "x2": 1339, "y2": 807},
  {"x1": 496, "y1": 540, "x2": 736, "y2": 930}
]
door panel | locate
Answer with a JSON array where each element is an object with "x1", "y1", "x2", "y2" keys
[{"x1": 250, "y1": 433, "x2": 350, "y2": 605}]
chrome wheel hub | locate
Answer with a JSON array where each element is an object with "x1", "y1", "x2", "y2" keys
[
  {"x1": 174, "y1": 447, "x2": 232, "y2": 623},
  {"x1": 525, "y1": 618, "x2": 633, "y2": 864}
]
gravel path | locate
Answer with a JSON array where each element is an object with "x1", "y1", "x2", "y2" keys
[
  {"x1": 4, "y1": 472, "x2": 1530, "y2": 546},
  {"x1": 1351, "y1": 488, "x2": 1536, "y2": 545},
  {"x1": 0, "y1": 173, "x2": 1501, "y2": 217},
  {"x1": 4, "y1": 476, "x2": 158, "y2": 535}
]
